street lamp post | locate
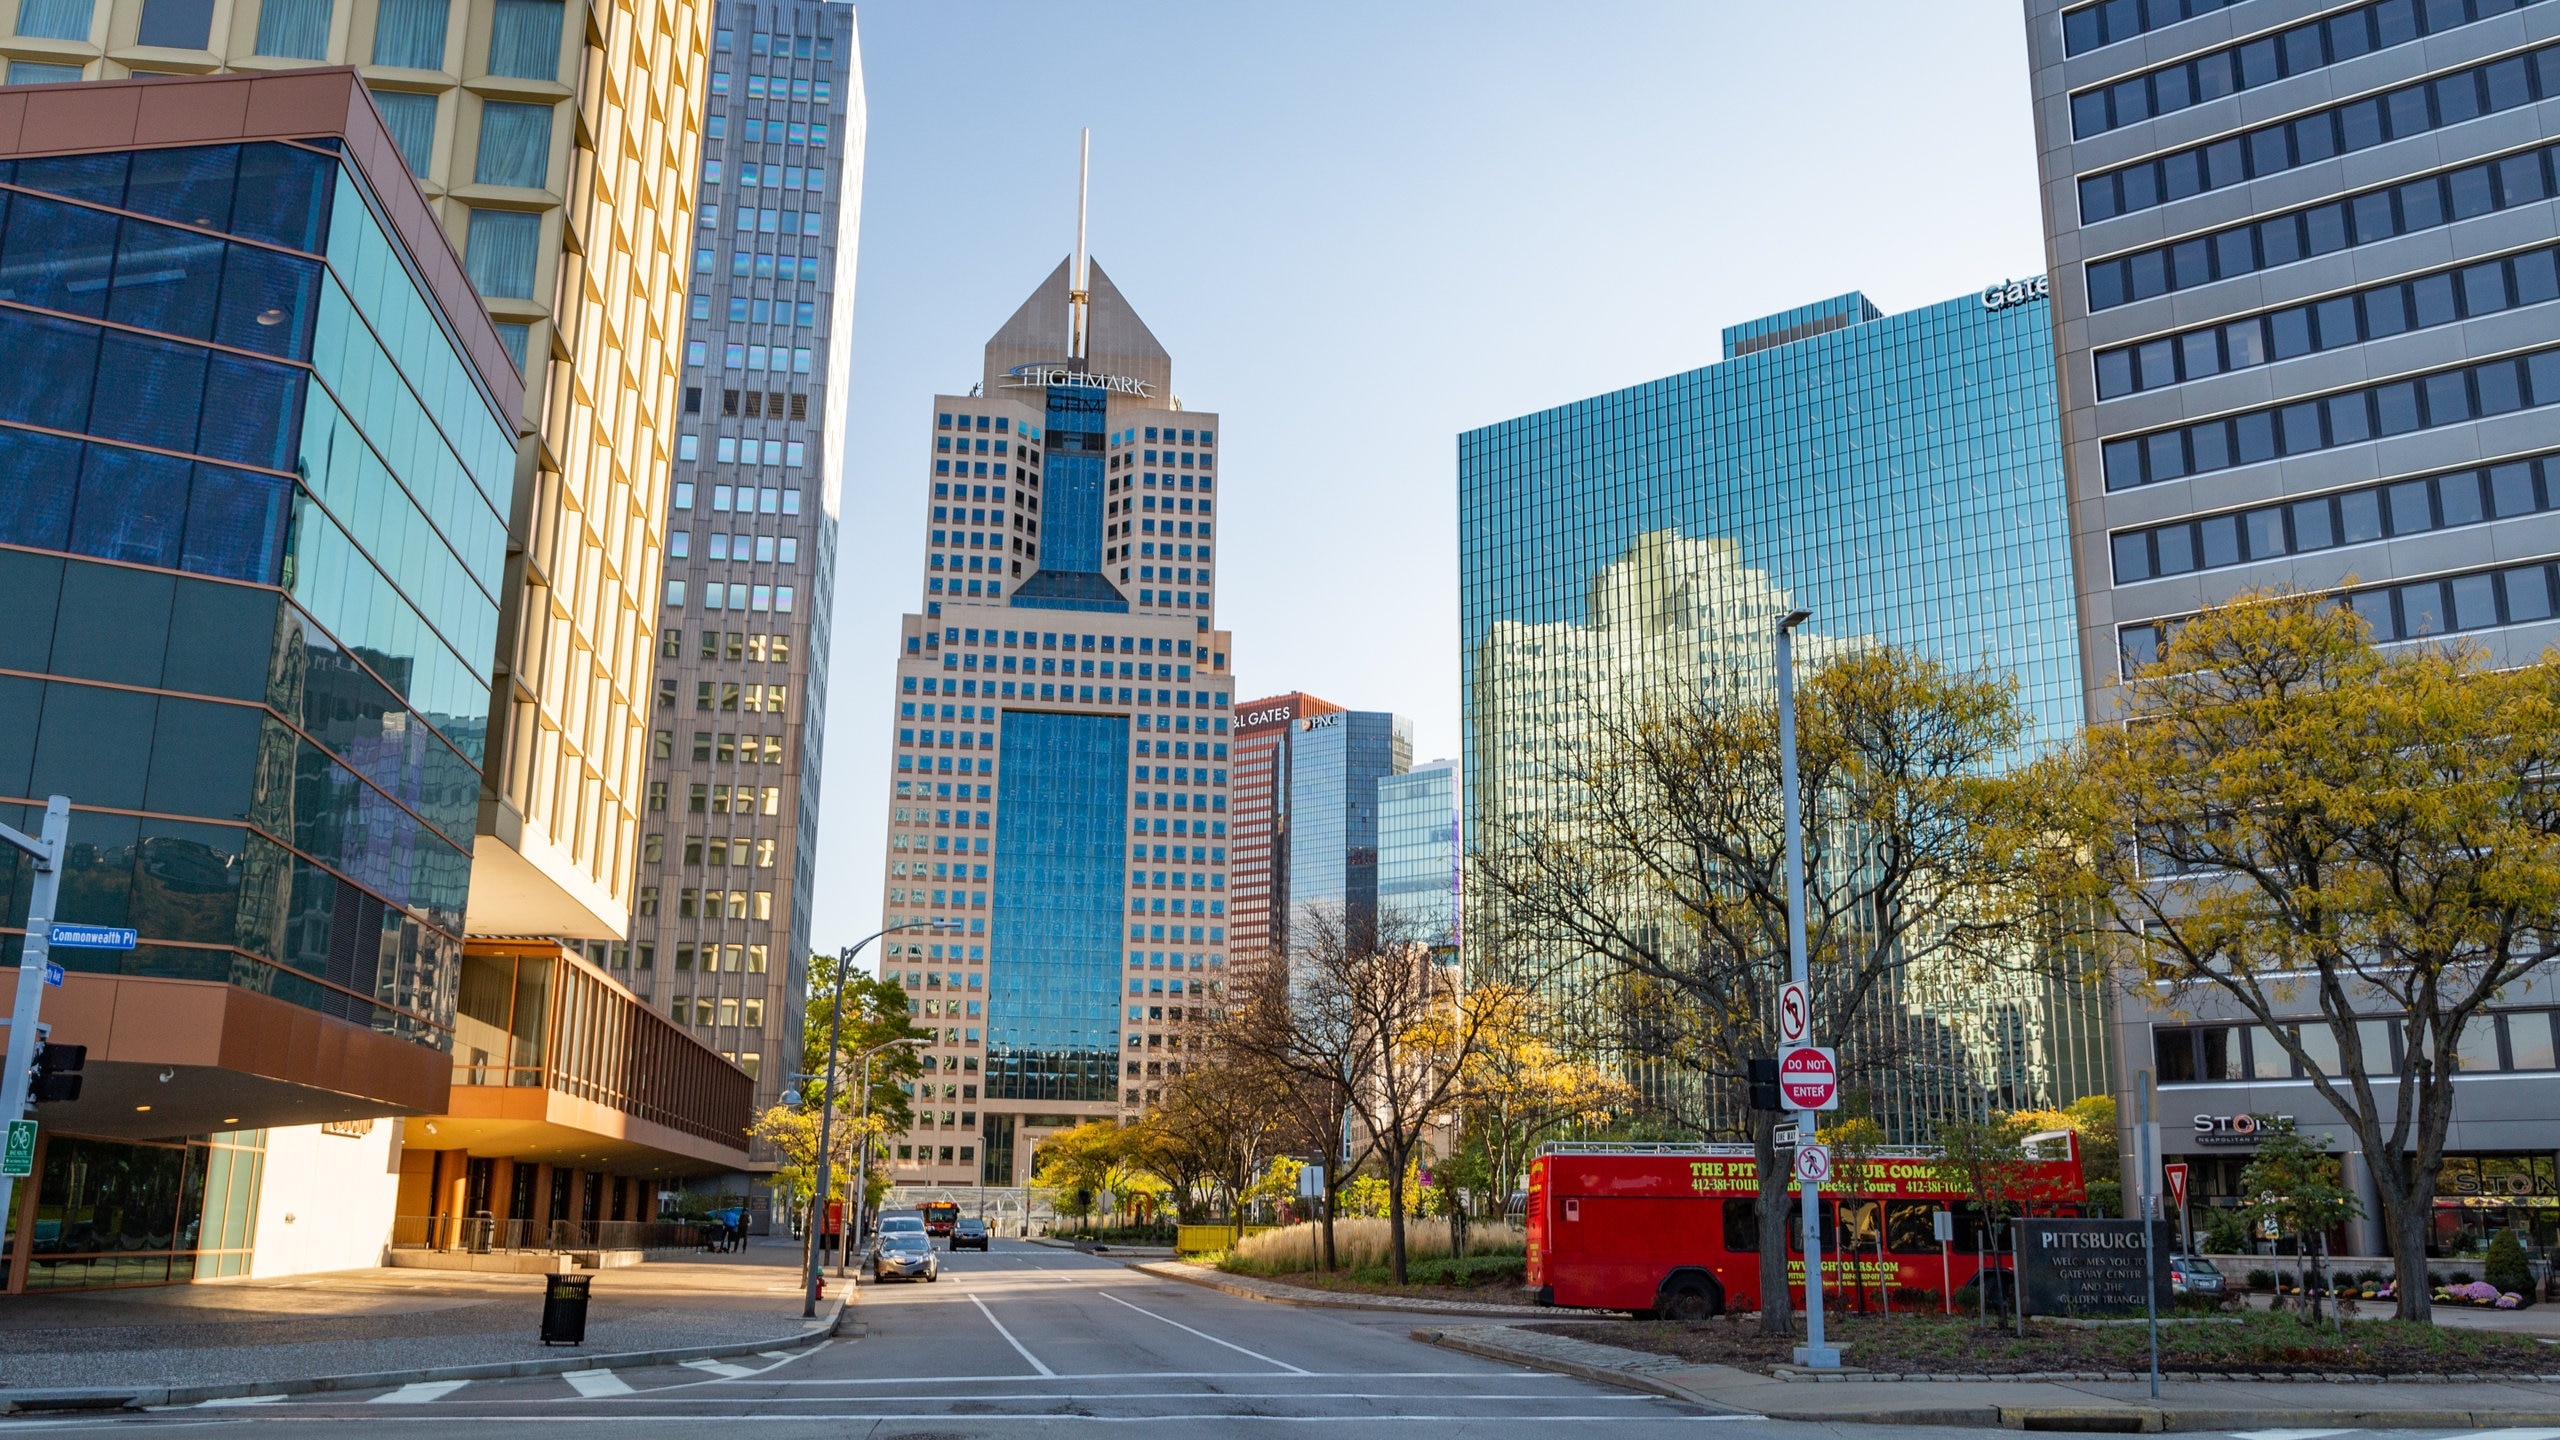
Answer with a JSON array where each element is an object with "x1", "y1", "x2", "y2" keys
[
  {"x1": 802, "y1": 921, "x2": 937, "y2": 1320},
  {"x1": 1775, "y1": 608, "x2": 1839, "y2": 1370},
  {"x1": 837, "y1": 1038, "x2": 923, "y2": 1275}
]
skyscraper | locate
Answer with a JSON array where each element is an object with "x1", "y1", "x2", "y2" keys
[
  {"x1": 1282, "y1": 709, "x2": 1410, "y2": 942},
  {"x1": 1379, "y1": 759, "x2": 1460, "y2": 955},
  {"x1": 2026, "y1": 0, "x2": 2560, "y2": 1235},
  {"x1": 0, "y1": 0, "x2": 719, "y2": 942},
  {"x1": 877, "y1": 237, "x2": 1237, "y2": 1187},
  {"x1": 2026, "y1": 0, "x2": 2560, "y2": 703},
  {"x1": 1228, "y1": 691, "x2": 1342, "y2": 978},
  {"x1": 629, "y1": 0, "x2": 860, "y2": 1126},
  {"x1": 1460, "y1": 287, "x2": 2111, "y2": 1134}
]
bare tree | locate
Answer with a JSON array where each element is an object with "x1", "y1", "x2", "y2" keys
[
  {"x1": 1224, "y1": 904, "x2": 1491, "y2": 1283},
  {"x1": 1475, "y1": 644, "x2": 2046, "y2": 1333},
  {"x1": 1141, "y1": 1054, "x2": 1289, "y2": 1225}
]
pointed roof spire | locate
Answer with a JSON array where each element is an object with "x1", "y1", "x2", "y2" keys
[{"x1": 1069, "y1": 128, "x2": 1091, "y2": 362}]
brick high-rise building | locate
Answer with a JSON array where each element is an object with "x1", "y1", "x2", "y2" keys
[{"x1": 1227, "y1": 692, "x2": 1341, "y2": 980}]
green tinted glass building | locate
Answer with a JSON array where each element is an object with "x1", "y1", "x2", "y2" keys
[{"x1": 1458, "y1": 285, "x2": 2109, "y2": 1131}]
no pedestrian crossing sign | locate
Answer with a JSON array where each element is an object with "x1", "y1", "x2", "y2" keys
[
  {"x1": 1794, "y1": 1142, "x2": 1832, "y2": 1185},
  {"x1": 2, "y1": 1121, "x2": 34, "y2": 1178},
  {"x1": 1778, "y1": 1045, "x2": 1839, "y2": 1110}
]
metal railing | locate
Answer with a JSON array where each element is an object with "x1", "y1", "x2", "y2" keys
[{"x1": 390, "y1": 1214, "x2": 706, "y2": 1254}]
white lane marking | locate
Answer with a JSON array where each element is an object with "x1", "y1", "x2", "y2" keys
[
  {"x1": 197, "y1": 1394, "x2": 288, "y2": 1407},
  {"x1": 969, "y1": 1292, "x2": 1056, "y2": 1377},
  {"x1": 370, "y1": 1381, "x2": 470, "y2": 1404},
  {"x1": 199, "y1": 1404, "x2": 1761, "y2": 1414},
  {"x1": 730, "y1": 1369, "x2": 1561, "y2": 1386},
  {"x1": 2463, "y1": 1432, "x2": 2560, "y2": 1440},
  {"x1": 1098, "y1": 1289, "x2": 1310, "y2": 1374},
  {"x1": 563, "y1": 1369, "x2": 634, "y2": 1398},
  {"x1": 2227, "y1": 1432, "x2": 2351, "y2": 1440},
  {"x1": 757, "y1": 1350, "x2": 789, "y2": 1359},
  {"x1": 679, "y1": 1358, "x2": 757, "y2": 1378}
]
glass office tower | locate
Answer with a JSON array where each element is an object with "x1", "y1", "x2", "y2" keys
[
  {"x1": 1459, "y1": 286, "x2": 2112, "y2": 1133},
  {"x1": 876, "y1": 257, "x2": 1238, "y2": 1188},
  {"x1": 632, "y1": 0, "x2": 860, "y2": 1130},
  {"x1": 1227, "y1": 691, "x2": 1343, "y2": 983},
  {"x1": 2027, "y1": 0, "x2": 2560, "y2": 1232},
  {"x1": 1281, "y1": 709, "x2": 1410, "y2": 945},
  {"x1": 1378, "y1": 758, "x2": 1458, "y2": 955},
  {"x1": 0, "y1": 74, "x2": 520, "y2": 1286}
]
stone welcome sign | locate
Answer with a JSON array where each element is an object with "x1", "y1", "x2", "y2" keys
[{"x1": 2016, "y1": 1218, "x2": 2173, "y2": 1316}]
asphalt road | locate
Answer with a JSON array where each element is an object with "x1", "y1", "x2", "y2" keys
[{"x1": 0, "y1": 1242, "x2": 2533, "y2": 1439}]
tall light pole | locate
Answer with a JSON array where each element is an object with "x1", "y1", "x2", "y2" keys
[
  {"x1": 803, "y1": 921, "x2": 937, "y2": 1319},
  {"x1": 838, "y1": 1035, "x2": 925, "y2": 1276},
  {"x1": 1775, "y1": 608, "x2": 1838, "y2": 1370}
]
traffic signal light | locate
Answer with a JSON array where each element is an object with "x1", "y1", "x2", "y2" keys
[
  {"x1": 1747, "y1": 1056, "x2": 1779, "y2": 1112},
  {"x1": 30, "y1": 1042, "x2": 83, "y2": 1105}
]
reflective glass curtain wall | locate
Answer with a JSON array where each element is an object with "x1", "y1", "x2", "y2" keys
[
  {"x1": 0, "y1": 140, "x2": 517, "y2": 1047},
  {"x1": 988, "y1": 710, "x2": 1129, "y2": 1102},
  {"x1": 1457, "y1": 289, "x2": 2110, "y2": 1133}
]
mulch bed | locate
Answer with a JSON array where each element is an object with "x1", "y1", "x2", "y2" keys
[{"x1": 1534, "y1": 1309, "x2": 2558, "y2": 1376}]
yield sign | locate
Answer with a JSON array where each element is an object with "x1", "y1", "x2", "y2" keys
[
  {"x1": 1778, "y1": 1046, "x2": 1839, "y2": 1110},
  {"x1": 2163, "y1": 1162, "x2": 2189, "y2": 1212}
]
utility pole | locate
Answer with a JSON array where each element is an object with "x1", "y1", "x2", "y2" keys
[
  {"x1": 1775, "y1": 612, "x2": 1839, "y2": 1370},
  {"x1": 0, "y1": 797, "x2": 70, "y2": 1233},
  {"x1": 803, "y1": 922, "x2": 936, "y2": 1318}
]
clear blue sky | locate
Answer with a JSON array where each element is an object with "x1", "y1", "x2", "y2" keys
[{"x1": 812, "y1": 0, "x2": 2049, "y2": 952}]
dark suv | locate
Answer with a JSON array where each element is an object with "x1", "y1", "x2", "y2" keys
[{"x1": 949, "y1": 1217, "x2": 990, "y2": 1251}]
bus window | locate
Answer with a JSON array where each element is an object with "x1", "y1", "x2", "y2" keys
[
  {"x1": 1783, "y1": 1200, "x2": 1837, "y2": 1255},
  {"x1": 1835, "y1": 1199, "x2": 1881, "y2": 1252},
  {"x1": 1885, "y1": 1200, "x2": 1941, "y2": 1256},
  {"x1": 1722, "y1": 1198, "x2": 1759, "y2": 1252}
]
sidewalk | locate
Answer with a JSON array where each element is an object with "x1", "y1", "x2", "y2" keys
[
  {"x1": 0, "y1": 1239, "x2": 843, "y2": 1409},
  {"x1": 1420, "y1": 1323, "x2": 2560, "y2": 1430}
]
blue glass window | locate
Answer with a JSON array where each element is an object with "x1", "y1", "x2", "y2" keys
[{"x1": 988, "y1": 710, "x2": 1127, "y2": 1102}]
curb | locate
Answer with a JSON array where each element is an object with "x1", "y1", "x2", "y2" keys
[
  {"x1": 1412, "y1": 1327, "x2": 1737, "y2": 1408},
  {"x1": 1409, "y1": 1327, "x2": 2560, "y2": 1430},
  {"x1": 1, "y1": 1297, "x2": 848, "y2": 1414},
  {"x1": 1133, "y1": 1261, "x2": 1548, "y2": 1316}
]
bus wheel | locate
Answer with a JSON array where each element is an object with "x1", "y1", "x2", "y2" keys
[{"x1": 1660, "y1": 1277, "x2": 1720, "y2": 1323}]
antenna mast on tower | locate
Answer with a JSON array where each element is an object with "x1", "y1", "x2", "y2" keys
[{"x1": 1068, "y1": 128, "x2": 1091, "y2": 362}]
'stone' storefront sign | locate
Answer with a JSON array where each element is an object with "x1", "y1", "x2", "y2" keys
[{"x1": 2191, "y1": 1112, "x2": 2294, "y2": 1146}]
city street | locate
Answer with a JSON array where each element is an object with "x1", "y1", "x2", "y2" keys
[{"x1": 0, "y1": 1243, "x2": 2537, "y2": 1440}]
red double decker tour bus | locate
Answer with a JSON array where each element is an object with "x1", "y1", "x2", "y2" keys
[{"x1": 1525, "y1": 1135, "x2": 2086, "y2": 1319}]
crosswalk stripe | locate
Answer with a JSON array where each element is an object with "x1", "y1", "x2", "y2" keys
[
  {"x1": 565, "y1": 1369, "x2": 635, "y2": 1397},
  {"x1": 2461, "y1": 1431, "x2": 2560, "y2": 1440},
  {"x1": 370, "y1": 1381, "x2": 469, "y2": 1404},
  {"x1": 682, "y1": 1358, "x2": 758, "y2": 1378},
  {"x1": 758, "y1": 1350, "x2": 789, "y2": 1359},
  {"x1": 2228, "y1": 1431, "x2": 2351, "y2": 1440},
  {"x1": 198, "y1": 1395, "x2": 287, "y2": 1407}
]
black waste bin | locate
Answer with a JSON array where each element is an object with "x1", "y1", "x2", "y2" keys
[{"x1": 540, "y1": 1272, "x2": 592, "y2": 1346}]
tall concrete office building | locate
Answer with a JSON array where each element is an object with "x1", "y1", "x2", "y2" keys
[
  {"x1": 1228, "y1": 691, "x2": 1341, "y2": 979},
  {"x1": 1461, "y1": 286, "x2": 2112, "y2": 1135},
  {"x1": 877, "y1": 245, "x2": 1237, "y2": 1187},
  {"x1": 2027, "y1": 0, "x2": 2560, "y2": 1239},
  {"x1": 633, "y1": 0, "x2": 859, "y2": 1124}
]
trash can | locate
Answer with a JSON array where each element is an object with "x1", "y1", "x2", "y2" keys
[
  {"x1": 540, "y1": 1272, "x2": 592, "y2": 1346},
  {"x1": 469, "y1": 1211, "x2": 495, "y2": 1255}
]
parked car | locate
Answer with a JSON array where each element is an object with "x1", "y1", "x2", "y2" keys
[
  {"x1": 2169, "y1": 1253, "x2": 2226, "y2": 1298},
  {"x1": 949, "y1": 1217, "x2": 990, "y2": 1251},
  {"x1": 873, "y1": 1231, "x2": 940, "y2": 1283}
]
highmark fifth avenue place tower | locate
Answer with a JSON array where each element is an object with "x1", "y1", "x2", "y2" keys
[{"x1": 879, "y1": 235, "x2": 1237, "y2": 1190}]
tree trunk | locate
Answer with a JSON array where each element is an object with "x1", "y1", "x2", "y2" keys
[
  {"x1": 2385, "y1": 1189, "x2": 2433, "y2": 1323},
  {"x1": 1322, "y1": 1177, "x2": 1340, "y2": 1271},
  {"x1": 1754, "y1": 1111, "x2": 1793, "y2": 1337},
  {"x1": 1387, "y1": 1148, "x2": 1410, "y2": 1286}
]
